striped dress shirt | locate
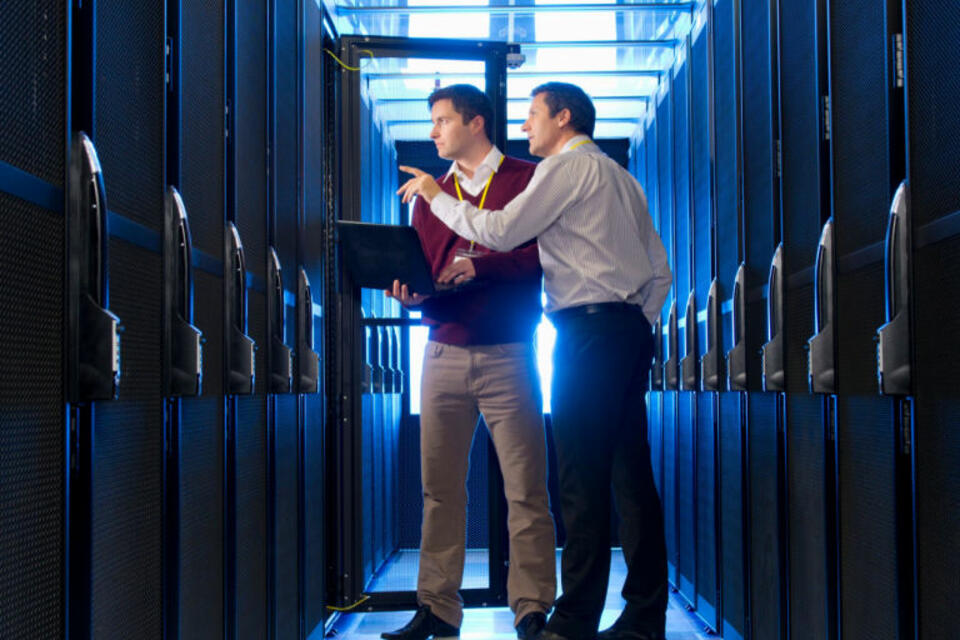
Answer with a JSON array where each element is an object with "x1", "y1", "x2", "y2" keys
[{"x1": 430, "y1": 135, "x2": 672, "y2": 324}]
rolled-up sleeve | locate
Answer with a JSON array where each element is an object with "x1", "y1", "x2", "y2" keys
[{"x1": 430, "y1": 157, "x2": 580, "y2": 252}]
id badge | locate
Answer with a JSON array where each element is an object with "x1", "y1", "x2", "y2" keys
[{"x1": 453, "y1": 246, "x2": 484, "y2": 263}]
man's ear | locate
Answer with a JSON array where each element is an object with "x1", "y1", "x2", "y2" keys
[
  {"x1": 469, "y1": 115, "x2": 485, "y2": 135},
  {"x1": 557, "y1": 108, "x2": 572, "y2": 129}
]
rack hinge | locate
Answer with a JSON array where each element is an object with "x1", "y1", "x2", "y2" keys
[
  {"x1": 900, "y1": 400, "x2": 912, "y2": 456},
  {"x1": 893, "y1": 33, "x2": 905, "y2": 89},
  {"x1": 822, "y1": 95, "x2": 831, "y2": 141},
  {"x1": 165, "y1": 37, "x2": 174, "y2": 90},
  {"x1": 776, "y1": 139, "x2": 782, "y2": 178}
]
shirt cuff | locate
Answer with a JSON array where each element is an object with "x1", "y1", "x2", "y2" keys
[{"x1": 430, "y1": 191, "x2": 459, "y2": 221}]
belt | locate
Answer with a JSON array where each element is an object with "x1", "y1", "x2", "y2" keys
[{"x1": 548, "y1": 301, "x2": 646, "y2": 325}]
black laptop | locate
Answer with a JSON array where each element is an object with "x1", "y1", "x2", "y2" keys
[{"x1": 337, "y1": 220, "x2": 478, "y2": 296}]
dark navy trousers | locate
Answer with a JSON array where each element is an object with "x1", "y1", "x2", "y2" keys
[{"x1": 545, "y1": 305, "x2": 668, "y2": 639}]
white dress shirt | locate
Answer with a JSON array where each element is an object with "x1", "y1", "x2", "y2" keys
[
  {"x1": 442, "y1": 146, "x2": 504, "y2": 197},
  {"x1": 430, "y1": 135, "x2": 672, "y2": 324}
]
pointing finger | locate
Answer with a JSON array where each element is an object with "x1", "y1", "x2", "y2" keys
[{"x1": 399, "y1": 165, "x2": 426, "y2": 177}]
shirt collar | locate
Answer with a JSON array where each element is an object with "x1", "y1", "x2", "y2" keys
[
  {"x1": 561, "y1": 134, "x2": 592, "y2": 153},
  {"x1": 444, "y1": 145, "x2": 503, "y2": 182}
]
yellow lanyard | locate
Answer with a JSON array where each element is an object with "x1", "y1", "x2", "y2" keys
[
  {"x1": 569, "y1": 138, "x2": 593, "y2": 151},
  {"x1": 453, "y1": 155, "x2": 504, "y2": 251}
]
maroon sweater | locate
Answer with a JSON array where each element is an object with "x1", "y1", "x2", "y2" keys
[{"x1": 412, "y1": 155, "x2": 542, "y2": 345}]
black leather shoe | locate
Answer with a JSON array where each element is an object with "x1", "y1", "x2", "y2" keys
[
  {"x1": 516, "y1": 612, "x2": 547, "y2": 639},
  {"x1": 381, "y1": 605, "x2": 460, "y2": 640},
  {"x1": 596, "y1": 625, "x2": 665, "y2": 640}
]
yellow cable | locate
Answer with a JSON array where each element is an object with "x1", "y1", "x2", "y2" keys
[
  {"x1": 324, "y1": 48, "x2": 374, "y2": 72},
  {"x1": 326, "y1": 594, "x2": 371, "y2": 612}
]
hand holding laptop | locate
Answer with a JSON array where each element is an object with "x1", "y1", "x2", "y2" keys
[
  {"x1": 437, "y1": 257, "x2": 476, "y2": 284},
  {"x1": 385, "y1": 258, "x2": 476, "y2": 307}
]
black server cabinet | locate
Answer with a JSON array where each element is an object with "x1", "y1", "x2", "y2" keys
[
  {"x1": 713, "y1": 0, "x2": 747, "y2": 637},
  {"x1": 175, "y1": 0, "x2": 229, "y2": 637},
  {"x1": 654, "y1": 75, "x2": 679, "y2": 592},
  {"x1": 268, "y1": 0, "x2": 309, "y2": 637},
  {"x1": 739, "y1": 0, "x2": 783, "y2": 637},
  {"x1": 71, "y1": 1, "x2": 167, "y2": 637},
  {"x1": 671, "y1": 36, "x2": 698, "y2": 610},
  {"x1": 0, "y1": 2, "x2": 69, "y2": 638},
  {"x1": 333, "y1": 36, "x2": 511, "y2": 610},
  {"x1": 229, "y1": 1, "x2": 270, "y2": 637},
  {"x1": 640, "y1": 117, "x2": 664, "y2": 506},
  {"x1": 300, "y1": 6, "x2": 330, "y2": 635},
  {"x1": 776, "y1": 0, "x2": 834, "y2": 637},
  {"x1": 902, "y1": 2, "x2": 960, "y2": 638},
  {"x1": 354, "y1": 85, "x2": 405, "y2": 596},
  {"x1": 689, "y1": 6, "x2": 719, "y2": 632},
  {"x1": 825, "y1": 0, "x2": 906, "y2": 637}
]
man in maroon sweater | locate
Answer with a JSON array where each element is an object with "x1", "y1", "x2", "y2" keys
[{"x1": 382, "y1": 85, "x2": 556, "y2": 640}]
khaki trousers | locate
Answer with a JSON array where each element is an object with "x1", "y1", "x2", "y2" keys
[{"x1": 417, "y1": 341, "x2": 556, "y2": 628}]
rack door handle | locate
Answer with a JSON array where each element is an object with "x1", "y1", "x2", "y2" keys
[
  {"x1": 372, "y1": 326, "x2": 385, "y2": 394},
  {"x1": 664, "y1": 300, "x2": 679, "y2": 390},
  {"x1": 877, "y1": 181, "x2": 912, "y2": 395},
  {"x1": 680, "y1": 291, "x2": 698, "y2": 390},
  {"x1": 69, "y1": 132, "x2": 121, "y2": 401},
  {"x1": 761, "y1": 244, "x2": 785, "y2": 391},
  {"x1": 393, "y1": 326, "x2": 403, "y2": 395},
  {"x1": 808, "y1": 218, "x2": 836, "y2": 393},
  {"x1": 727, "y1": 263, "x2": 747, "y2": 390},
  {"x1": 700, "y1": 279, "x2": 722, "y2": 391},
  {"x1": 226, "y1": 222, "x2": 255, "y2": 394},
  {"x1": 383, "y1": 326, "x2": 396, "y2": 394},
  {"x1": 163, "y1": 187, "x2": 202, "y2": 396},
  {"x1": 296, "y1": 268, "x2": 320, "y2": 394},
  {"x1": 267, "y1": 248, "x2": 293, "y2": 394}
]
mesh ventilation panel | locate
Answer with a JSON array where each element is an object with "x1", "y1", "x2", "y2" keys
[
  {"x1": 0, "y1": 1, "x2": 66, "y2": 186},
  {"x1": 0, "y1": 194, "x2": 64, "y2": 639}
]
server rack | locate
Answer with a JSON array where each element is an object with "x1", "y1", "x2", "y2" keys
[
  {"x1": 669, "y1": 35, "x2": 696, "y2": 611},
  {"x1": 775, "y1": 0, "x2": 834, "y2": 637},
  {"x1": 825, "y1": 0, "x2": 907, "y2": 637},
  {"x1": 900, "y1": 2, "x2": 960, "y2": 638},
  {"x1": 739, "y1": 0, "x2": 784, "y2": 638},
  {"x1": 332, "y1": 36, "x2": 513, "y2": 611},
  {"x1": 713, "y1": 0, "x2": 748, "y2": 637},
  {"x1": 642, "y1": 115, "x2": 665, "y2": 511},
  {"x1": 70, "y1": 1, "x2": 167, "y2": 637},
  {"x1": 689, "y1": 5, "x2": 720, "y2": 632},
  {"x1": 656, "y1": 68, "x2": 680, "y2": 595},
  {"x1": 0, "y1": 3, "x2": 71, "y2": 637}
]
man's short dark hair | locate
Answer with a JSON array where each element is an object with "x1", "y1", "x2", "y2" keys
[
  {"x1": 531, "y1": 82, "x2": 596, "y2": 138},
  {"x1": 428, "y1": 84, "x2": 494, "y2": 141}
]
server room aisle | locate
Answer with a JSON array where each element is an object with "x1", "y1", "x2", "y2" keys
[{"x1": 329, "y1": 551, "x2": 711, "y2": 639}]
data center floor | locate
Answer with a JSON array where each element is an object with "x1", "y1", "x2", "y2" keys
[{"x1": 329, "y1": 550, "x2": 712, "y2": 639}]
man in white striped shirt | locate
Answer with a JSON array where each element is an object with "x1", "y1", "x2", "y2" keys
[{"x1": 399, "y1": 82, "x2": 672, "y2": 640}]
